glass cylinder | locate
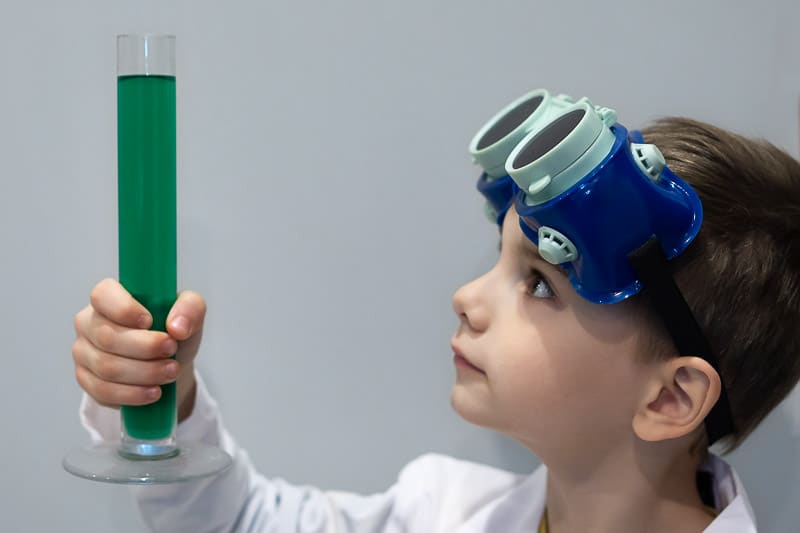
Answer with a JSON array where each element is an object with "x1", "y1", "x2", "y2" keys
[{"x1": 117, "y1": 34, "x2": 178, "y2": 459}]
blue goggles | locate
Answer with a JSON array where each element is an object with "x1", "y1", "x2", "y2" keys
[
  {"x1": 471, "y1": 90, "x2": 701, "y2": 304},
  {"x1": 469, "y1": 89, "x2": 734, "y2": 444}
]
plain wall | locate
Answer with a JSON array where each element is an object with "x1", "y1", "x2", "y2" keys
[{"x1": 1, "y1": 1, "x2": 799, "y2": 531}]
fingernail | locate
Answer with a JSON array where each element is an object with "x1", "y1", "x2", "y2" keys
[
  {"x1": 164, "y1": 362, "x2": 179, "y2": 379},
  {"x1": 147, "y1": 387, "x2": 161, "y2": 400},
  {"x1": 162, "y1": 339, "x2": 178, "y2": 356},
  {"x1": 171, "y1": 316, "x2": 189, "y2": 335}
]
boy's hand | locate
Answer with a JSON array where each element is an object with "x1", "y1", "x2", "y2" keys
[{"x1": 72, "y1": 278, "x2": 206, "y2": 423}]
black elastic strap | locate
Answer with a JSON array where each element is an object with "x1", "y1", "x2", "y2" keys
[{"x1": 628, "y1": 237, "x2": 735, "y2": 445}]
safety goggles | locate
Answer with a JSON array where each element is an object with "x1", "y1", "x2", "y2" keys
[{"x1": 469, "y1": 89, "x2": 734, "y2": 444}]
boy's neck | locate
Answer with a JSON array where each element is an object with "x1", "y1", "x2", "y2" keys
[{"x1": 541, "y1": 438, "x2": 714, "y2": 533}]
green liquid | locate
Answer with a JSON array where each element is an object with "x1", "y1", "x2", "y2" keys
[{"x1": 117, "y1": 75, "x2": 177, "y2": 440}]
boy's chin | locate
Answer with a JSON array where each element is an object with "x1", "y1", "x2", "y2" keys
[{"x1": 450, "y1": 384, "x2": 496, "y2": 429}]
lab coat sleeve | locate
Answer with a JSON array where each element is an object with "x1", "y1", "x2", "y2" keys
[{"x1": 78, "y1": 374, "x2": 439, "y2": 533}]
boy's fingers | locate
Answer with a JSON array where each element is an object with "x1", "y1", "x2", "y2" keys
[
  {"x1": 75, "y1": 365, "x2": 162, "y2": 407},
  {"x1": 92, "y1": 316, "x2": 177, "y2": 359},
  {"x1": 90, "y1": 278, "x2": 152, "y2": 329},
  {"x1": 166, "y1": 291, "x2": 206, "y2": 341},
  {"x1": 73, "y1": 337, "x2": 179, "y2": 386},
  {"x1": 75, "y1": 306, "x2": 177, "y2": 359}
]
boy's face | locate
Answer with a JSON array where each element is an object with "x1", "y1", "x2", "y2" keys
[{"x1": 450, "y1": 206, "x2": 655, "y2": 458}]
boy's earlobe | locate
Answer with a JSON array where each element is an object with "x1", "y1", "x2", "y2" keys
[{"x1": 632, "y1": 357, "x2": 722, "y2": 442}]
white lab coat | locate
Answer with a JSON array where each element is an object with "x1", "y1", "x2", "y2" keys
[{"x1": 80, "y1": 376, "x2": 758, "y2": 532}]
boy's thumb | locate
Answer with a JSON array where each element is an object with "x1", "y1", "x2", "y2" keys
[{"x1": 166, "y1": 291, "x2": 207, "y2": 341}]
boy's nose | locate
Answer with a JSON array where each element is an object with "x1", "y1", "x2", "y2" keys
[{"x1": 452, "y1": 274, "x2": 491, "y2": 333}]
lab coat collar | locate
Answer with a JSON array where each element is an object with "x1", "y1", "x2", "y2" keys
[
  {"x1": 700, "y1": 454, "x2": 758, "y2": 532},
  {"x1": 462, "y1": 454, "x2": 756, "y2": 532}
]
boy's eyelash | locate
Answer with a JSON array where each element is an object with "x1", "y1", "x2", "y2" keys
[
  {"x1": 496, "y1": 240, "x2": 556, "y2": 299},
  {"x1": 526, "y1": 269, "x2": 555, "y2": 299}
]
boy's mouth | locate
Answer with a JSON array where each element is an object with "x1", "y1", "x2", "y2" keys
[{"x1": 451, "y1": 341, "x2": 486, "y2": 374}]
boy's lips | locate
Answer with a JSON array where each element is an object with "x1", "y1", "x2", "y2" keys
[{"x1": 450, "y1": 340, "x2": 485, "y2": 374}]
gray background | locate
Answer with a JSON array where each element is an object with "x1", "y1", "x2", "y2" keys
[{"x1": 2, "y1": 0, "x2": 799, "y2": 531}]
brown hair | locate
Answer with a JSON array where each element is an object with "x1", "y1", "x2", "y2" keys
[{"x1": 638, "y1": 117, "x2": 800, "y2": 451}]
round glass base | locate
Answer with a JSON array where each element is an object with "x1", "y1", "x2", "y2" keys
[{"x1": 63, "y1": 443, "x2": 232, "y2": 484}]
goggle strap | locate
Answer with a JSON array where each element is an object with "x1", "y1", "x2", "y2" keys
[{"x1": 628, "y1": 237, "x2": 735, "y2": 445}]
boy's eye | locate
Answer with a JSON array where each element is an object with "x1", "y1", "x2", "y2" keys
[{"x1": 527, "y1": 269, "x2": 554, "y2": 299}]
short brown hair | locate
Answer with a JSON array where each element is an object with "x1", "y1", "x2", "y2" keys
[{"x1": 638, "y1": 117, "x2": 800, "y2": 451}]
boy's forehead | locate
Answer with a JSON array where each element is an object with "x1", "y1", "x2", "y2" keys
[
  {"x1": 502, "y1": 207, "x2": 537, "y2": 255},
  {"x1": 503, "y1": 209, "x2": 568, "y2": 277}
]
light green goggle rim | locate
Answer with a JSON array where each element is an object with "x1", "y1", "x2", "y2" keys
[{"x1": 469, "y1": 89, "x2": 575, "y2": 179}]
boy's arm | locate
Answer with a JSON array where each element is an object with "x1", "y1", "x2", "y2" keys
[
  {"x1": 73, "y1": 280, "x2": 433, "y2": 531},
  {"x1": 80, "y1": 372, "x2": 432, "y2": 533}
]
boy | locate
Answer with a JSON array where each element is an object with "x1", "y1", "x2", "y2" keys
[{"x1": 73, "y1": 91, "x2": 800, "y2": 532}]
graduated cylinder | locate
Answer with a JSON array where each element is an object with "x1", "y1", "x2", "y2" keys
[{"x1": 117, "y1": 34, "x2": 178, "y2": 458}]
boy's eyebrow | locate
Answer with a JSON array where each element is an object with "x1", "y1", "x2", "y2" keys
[
  {"x1": 519, "y1": 241, "x2": 569, "y2": 278},
  {"x1": 498, "y1": 237, "x2": 569, "y2": 278}
]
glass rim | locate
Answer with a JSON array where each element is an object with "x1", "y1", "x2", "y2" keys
[
  {"x1": 117, "y1": 34, "x2": 176, "y2": 76},
  {"x1": 117, "y1": 33, "x2": 176, "y2": 40}
]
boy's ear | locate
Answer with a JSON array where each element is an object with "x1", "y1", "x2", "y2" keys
[{"x1": 632, "y1": 356, "x2": 722, "y2": 442}]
